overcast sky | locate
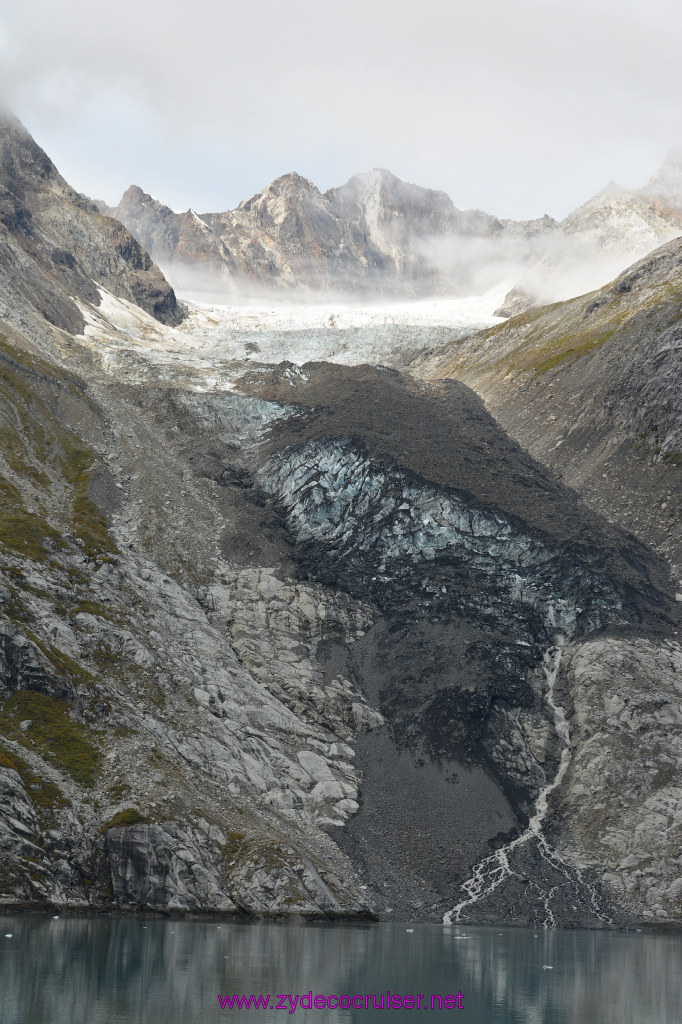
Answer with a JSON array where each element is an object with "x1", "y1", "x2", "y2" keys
[{"x1": 1, "y1": 0, "x2": 681, "y2": 219}]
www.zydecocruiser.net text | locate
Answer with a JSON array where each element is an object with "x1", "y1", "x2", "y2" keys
[{"x1": 217, "y1": 991, "x2": 464, "y2": 1011}]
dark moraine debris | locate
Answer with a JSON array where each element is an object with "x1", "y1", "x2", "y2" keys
[{"x1": 236, "y1": 361, "x2": 678, "y2": 922}]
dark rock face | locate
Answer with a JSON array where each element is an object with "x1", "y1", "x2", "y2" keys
[
  {"x1": 0, "y1": 113, "x2": 182, "y2": 346},
  {"x1": 105, "y1": 823, "x2": 237, "y2": 911},
  {"x1": 0, "y1": 626, "x2": 61, "y2": 702},
  {"x1": 0, "y1": 766, "x2": 43, "y2": 893}
]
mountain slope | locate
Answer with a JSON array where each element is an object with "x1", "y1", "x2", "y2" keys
[
  {"x1": 0, "y1": 113, "x2": 181, "y2": 351},
  {"x1": 413, "y1": 236, "x2": 682, "y2": 579},
  {"x1": 1, "y1": 329, "x2": 680, "y2": 925},
  {"x1": 1, "y1": 121, "x2": 682, "y2": 929}
]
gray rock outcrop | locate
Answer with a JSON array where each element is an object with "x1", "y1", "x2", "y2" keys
[{"x1": 555, "y1": 637, "x2": 682, "y2": 923}]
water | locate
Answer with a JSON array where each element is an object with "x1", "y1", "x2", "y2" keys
[
  {"x1": 445, "y1": 648, "x2": 570, "y2": 925},
  {"x1": 1, "y1": 916, "x2": 681, "y2": 1023},
  {"x1": 444, "y1": 648, "x2": 609, "y2": 929}
]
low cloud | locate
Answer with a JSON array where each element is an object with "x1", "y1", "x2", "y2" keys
[
  {"x1": 1, "y1": 0, "x2": 681, "y2": 218},
  {"x1": 412, "y1": 223, "x2": 682, "y2": 306},
  {"x1": 162, "y1": 220, "x2": 681, "y2": 311}
]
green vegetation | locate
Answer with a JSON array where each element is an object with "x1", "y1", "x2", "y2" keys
[
  {"x1": 22, "y1": 628, "x2": 95, "y2": 686},
  {"x1": 224, "y1": 834, "x2": 292, "y2": 875},
  {"x1": 492, "y1": 301, "x2": 564, "y2": 335},
  {"x1": 0, "y1": 479, "x2": 62, "y2": 561},
  {"x1": 662, "y1": 452, "x2": 682, "y2": 466},
  {"x1": 0, "y1": 744, "x2": 69, "y2": 814},
  {"x1": 531, "y1": 326, "x2": 620, "y2": 376},
  {"x1": 107, "y1": 781, "x2": 132, "y2": 801},
  {"x1": 65, "y1": 566, "x2": 90, "y2": 585},
  {"x1": 487, "y1": 300, "x2": 628, "y2": 380},
  {"x1": 93, "y1": 647, "x2": 122, "y2": 668},
  {"x1": 100, "y1": 807, "x2": 151, "y2": 831},
  {"x1": 68, "y1": 599, "x2": 119, "y2": 622},
  {"x1": 0, "y1": 335, "x2": 117, "y2": 565},
  {"x1": 223, "y1": 831, "x2": 249, "y2": 875},
  {"x1": 142, "y1": 677, "x2": 166, "y2": 710},
  {"x1": 225, "y1": 830, "x2": 246, "y2": 852},
  {"x1": 59, "y1": 443, "x2": 118, "y2": 561},
  {"x1": 0, "y1": 691, "x2": 101, "y2": 787}
]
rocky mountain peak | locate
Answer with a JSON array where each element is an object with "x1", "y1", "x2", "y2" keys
[
  {"x1": 562, "y1": 181, "x2": 636, "y2": 222},
  {"x1": 330, "y1": 167, "x2": 451, "y2": 204},
  {"x1": 0, "y1": 110, "x2": 81, "y2": 208},
  {"x1": 556, "y1": 175, "x2": 681, "y2": 264},
  {"x1": 327, "y1": 168, "x2": 459, "y2": 229},
  {"x1": 104, "y1": 155, "x2": 682, "y2": 303},
  {"x1": 119, "y1": 184, "x2": 164, "y2": 211},
  {"x1": 597, "y1": 179, "x2": 628, "y2": 197},
  {"x1": 110, "y1": 185, "x2": 181, "y2": 266},
  {"x1": 120, "y1": 183, "x2": 147, "y2": 201},
  {"x1": 269, "y1": 170, "x2": 321, "y2": 194},
  {"x1": 238, "y1": 171, "x2": 324, "y2": 214},
  {"x1": 642, "y1": 148, "x2": 682, "y2": 205}
]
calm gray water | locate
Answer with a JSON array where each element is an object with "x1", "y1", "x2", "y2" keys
[{"x1": 1, "y1": 915, "x2": 681, "y2": 1024}]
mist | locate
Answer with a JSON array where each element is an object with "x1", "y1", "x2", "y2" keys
[
  {"x1": 158, "y1": 218, "x2": 680, "y2": 316},
  {"x1": 411, "y1": 223, "x2": 681, "y2": 308}
]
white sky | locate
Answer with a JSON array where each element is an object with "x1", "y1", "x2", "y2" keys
[{"x1": 1, "y1": 0, "x2": 681, "y2": 219}]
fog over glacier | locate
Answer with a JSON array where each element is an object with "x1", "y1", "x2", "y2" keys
[
  {"x1": 1, "y1": 0, "x2": 681, "y2": 219},
  {"x1": 73, "y1": 283, "x2": 509, "y2": 387}
]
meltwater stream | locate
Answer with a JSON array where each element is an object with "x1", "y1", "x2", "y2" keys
[{"x1": 444, "y1": 647, "x2": 609, "y2": 928}]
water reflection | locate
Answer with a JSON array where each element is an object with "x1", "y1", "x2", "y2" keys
[{"x1": 0, "y1": 916, "x2": 680, "y2": 1023}]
